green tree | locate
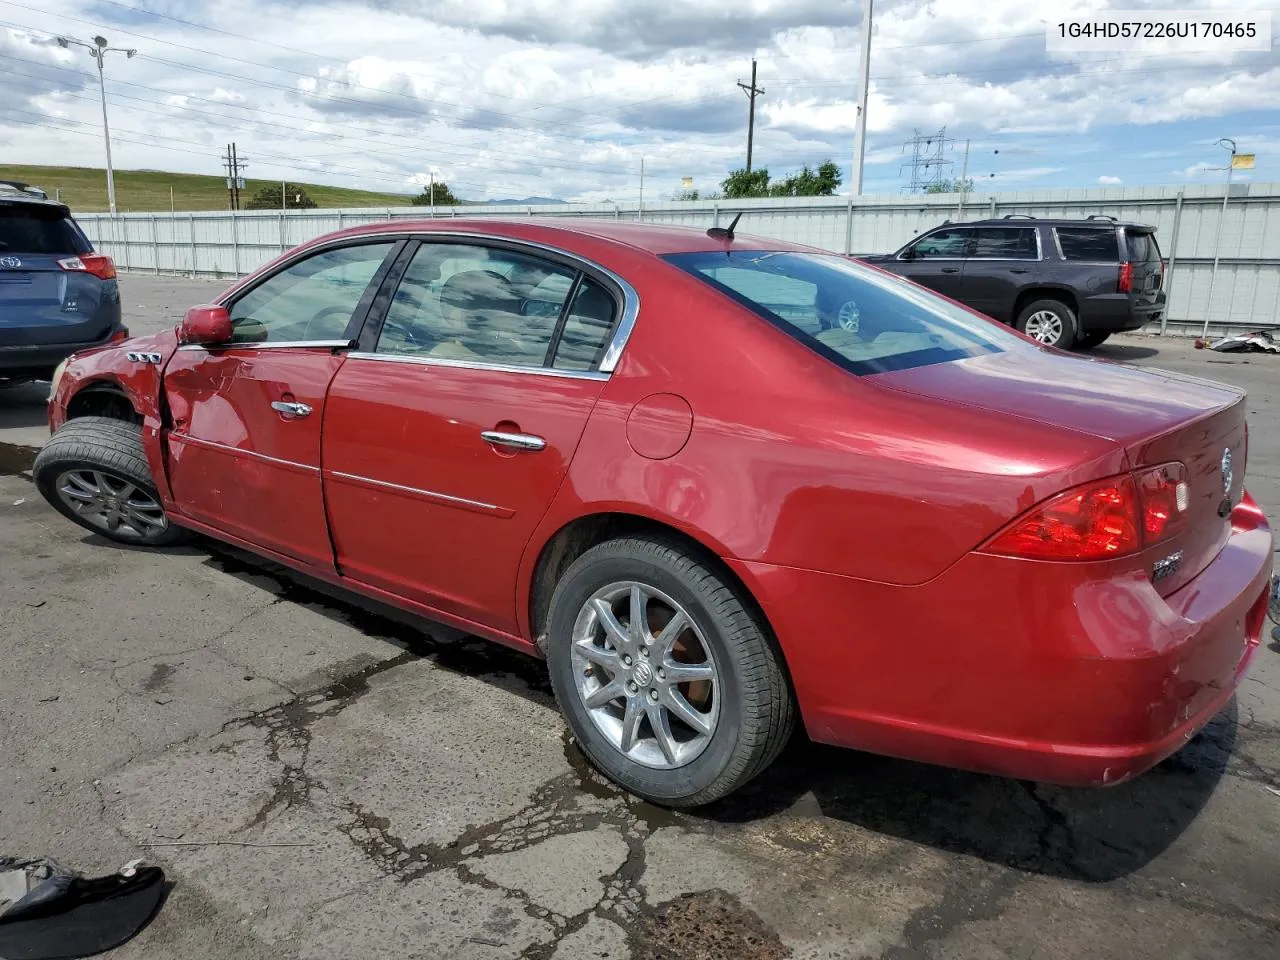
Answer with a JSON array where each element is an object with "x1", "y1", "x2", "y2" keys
[
  {"x1": 245, "y1": 182, "x2": 317, "y2": 210},
  {"x1": 721, "y1": 167, "x2": 771, "y2": 198},
  {"x1": 769, "y1": 160, "x2": 843, "y2": 197},
  {"x1": 410, "y1": 181, "x2": 460, "y2": 205},
  {"x1": 924, "y1": 177, "x2": 975, "y2": 195}
]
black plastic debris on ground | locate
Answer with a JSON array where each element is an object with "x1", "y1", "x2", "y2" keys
[{"x1": 0, "y1": 857, "x2": 166, "y2": 959}]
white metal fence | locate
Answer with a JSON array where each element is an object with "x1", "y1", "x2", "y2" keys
[{"x1": 76, "y1": 183, "x2": 1280, "y2": 333}]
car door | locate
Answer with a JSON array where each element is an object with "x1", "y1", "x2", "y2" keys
[
  {"x1": 162, "y1": 239, "x2": 400, "y2": 567},
  {"x1": 322, "y1": 239, "x2": 623, "y2": 633},
  {"x1": 893, "y1": 227, "x2": 972, "y2": 298},
  {"x1": 958, "y1": 225, "x2": 1041, "y2": 322}
]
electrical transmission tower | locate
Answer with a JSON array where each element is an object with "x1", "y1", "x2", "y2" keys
[{"x1": 899, "y1": 127, "x2": 954, "y2": 193}]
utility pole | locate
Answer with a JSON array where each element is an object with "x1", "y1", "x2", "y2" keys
[
  {"x1": 430, "y1": 171, "x2": 436, "y2": 218},
  {"x1": 221, "y1": 143, "x2": 247, "y2": 210},
  {"x1": 56, "y1": 35, "x2": 135, "y2": 215},
  {"x1": 956, "y1": 138, "x2": 971, "y2": 220},
  {"x1": 1203, "y1": 137, "x2": 1237, "y2": 338},
  {"x1": 849, "y1": 0, "x2": 873, "y2": 196},
  {"x1": 737, "y1": 59, "x2": 765, "y2": 173},
  {"x1": 638, "y1": 157, "x2": 645, "y2": 221}
]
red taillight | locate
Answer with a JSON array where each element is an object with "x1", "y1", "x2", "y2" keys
[
  {"x1": 57, "y1": 254, "x2": 117, "y2": 281},
  {"x1": 1135, "y1": 462, "x2": 1188, "y2": 544},
  {"x1": 1118, "y1": 261, "x2": 1133, "y2": 293},
  {"x1": 985, "y1": 475, "x2": 1141, "y2": 561},
  {"x1": 984, "y1": 463, "x2": 1190, "y2": 561}
]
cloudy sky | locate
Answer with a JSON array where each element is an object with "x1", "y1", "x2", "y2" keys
[{"x1": 2, "y1": 0, "x2": 1278, "y2": 202}]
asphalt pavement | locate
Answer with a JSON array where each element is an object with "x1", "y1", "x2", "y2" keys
[{"x1": 1, "y1": 274, "x2": 1278, "y2": 960}]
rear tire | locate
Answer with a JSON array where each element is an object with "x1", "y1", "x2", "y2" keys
[
  {"x1": 34, "y1": 417, "x2": 187, "y2": 546},
  {"x1": 546, "y1": 536, "x2": 794, "y2": 807},
  {"x1": 1077, "y1": 331, "x2": 1112, "y2": 350},
  {"x1": 1016, "y1": 299, "x2": 1077, "y2": 350}
]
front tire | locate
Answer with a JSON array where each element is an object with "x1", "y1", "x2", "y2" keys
[
  {"x1": 546, "y1": 537, "x2": 794, "y2": 807},
  {"x1": 1016, "y1": 299, "x2": 1077, "y2": 350},
  {"x1": 34, "y1": 417, "x2": 187, "y2": 546}
]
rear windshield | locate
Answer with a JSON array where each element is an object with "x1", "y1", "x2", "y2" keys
[
  {"x1": 1055, "y1": 227, "x2": 1119, "y2": 261},
  {"x1": 665, "y1": 251, "x2": 1022, "y2": 375},
  {"x1": 0, "y1": 204, "x2": 90, "y2": 255},
  {"x1": 1125, "y1": 230, "x2": 1161, "y2": 263}
]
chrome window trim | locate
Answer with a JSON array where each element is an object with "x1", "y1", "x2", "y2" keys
[
  {"x1": 346, "y1": 351, "x2": 610, "y2": 381},
  {"x1": 176, "y1": 339, "x2": 353, "y2": 352},
  {"x1": 169, "y1": 432, "x2": 318, "y2": 474},
  {"x1": 326, "y1": 470, "x2": 511, "y2": 517},
  {"x1": 216, "y1": 228, "x2": 640, "y2": 375}
]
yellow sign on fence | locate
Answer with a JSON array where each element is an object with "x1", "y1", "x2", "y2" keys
[{"x1": 1232, "y1": 154, "x2": 1256, "y2": 170}]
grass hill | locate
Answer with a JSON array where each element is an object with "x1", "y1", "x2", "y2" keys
[{"x1": 0, "y1": 164, "x2": 414, "y2": 213}]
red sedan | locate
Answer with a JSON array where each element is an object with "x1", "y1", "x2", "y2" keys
[{"x1": 35, "y1": 219, "x2": 1276, "y2": 806}]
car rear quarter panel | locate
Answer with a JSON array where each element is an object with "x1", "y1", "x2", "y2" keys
[{"x1": 526, "y1": 256, "x2": 1128, "y2": 603}]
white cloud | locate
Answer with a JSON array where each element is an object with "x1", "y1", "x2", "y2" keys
[
  {"x1": 1098, "y1": 175, "x2": 1122, "y2": 184},
  {"x1": 2, "y1": 1, "x2": 1276, "y2": 202}
]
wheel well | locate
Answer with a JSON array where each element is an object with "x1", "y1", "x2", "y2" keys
[
  {"x1": 65, "y1": 382, "x2": 142, "y2": 425},
  {"x1": 528, "y1": 513, "x2": 779, "y2": 658},
  {"x1": 1013, "y1": 287, "x2": 1078, "y2": 323}
]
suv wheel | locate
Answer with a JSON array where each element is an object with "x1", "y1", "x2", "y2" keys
[
  {"x1": 1016, "y1": 299, "x2": 1077, "y2": 350},
  {"x1": 545, "y1": 536, "x2": 794, "y2": 807}
]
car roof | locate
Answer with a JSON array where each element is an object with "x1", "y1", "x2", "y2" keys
[
  {"x1": 965, "y1": 216, "x2": 1154, "y2": 230},
  {"x1": 0, "y1": 194, "x2": 72, "y2": 217},
  {"x1": 318, "y1": 217, "x2": 822, "y2": 256}
]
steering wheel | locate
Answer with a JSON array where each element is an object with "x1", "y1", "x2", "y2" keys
[{"x1": 302, "y1": 305, "x2": 354, "y2": 341}]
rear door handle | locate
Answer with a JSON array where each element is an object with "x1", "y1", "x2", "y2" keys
[
  {"x1": 1010, "y1": 268, "x2": 1029, "y2": 274},
  {"x1": 270, "y1": 400, "x2": 312, "y2": 419},
  {"x1": 481, "y1": 430, "x2": 546, "y2": 452},
  {"x1": 941, "y1": 267, "x2": 960, "y2": 274}
]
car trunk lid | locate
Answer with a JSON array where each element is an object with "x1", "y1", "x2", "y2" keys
[{"x1": 870, "y1": 347, "x2": 1247, "y2": 594}]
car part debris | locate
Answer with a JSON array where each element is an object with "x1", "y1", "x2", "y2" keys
[
  {"x1": 1209, "y1": 329, "x2": 1280, "y2": 354},
  {"x1": 0, "y1": 856, "x2": 165, "y2": 959}
]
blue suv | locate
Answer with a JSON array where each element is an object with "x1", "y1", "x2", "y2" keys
[{"x1": 0, "y1": 181, "x2": 125, "y2": 384}]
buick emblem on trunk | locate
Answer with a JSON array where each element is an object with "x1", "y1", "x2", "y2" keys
[
  {"x1": 1221, "y1": 448, "x2": 1233, "y2": 495},
  {"x1": 0, "y1": 256, "x2": 21, "y2": 268}
]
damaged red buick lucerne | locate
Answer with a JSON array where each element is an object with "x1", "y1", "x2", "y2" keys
[{"x1": 34, "y1": 218, "x2": 1277, "y2": 806}]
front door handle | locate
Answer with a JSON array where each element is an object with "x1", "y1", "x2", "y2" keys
[
  {"x1": 481, "y1": 430, "x2": 546, "y2": 452},
  {"x1": 941, "y1": 267, "x2": 960, "y2": 274},
  {"x1": 1010, "y1": 268, "x2": 1029, "y2": 274},
  {"x1": 271, "y1": 400, "x2": 312, "y2": 419}
]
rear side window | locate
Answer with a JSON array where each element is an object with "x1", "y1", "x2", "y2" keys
[
  {"x1": 553, "y1": 277, "x2": 617, "y2": 371},
  {"x1": 1055, "y1": 228, "x2": 1119, "y2": 261},
  {"x1": 0, "y1": 205, "x2": 91, "y2": 255},
  {"x1": 973, "y1": 227, "x2": 1038, "y2": 260},
  {"x1": 666, "y1": 250, "x2": 1023, "y2": 375},
  {"x1": 1125, "y1": 231, "x2": 1161, "y2": 263}
]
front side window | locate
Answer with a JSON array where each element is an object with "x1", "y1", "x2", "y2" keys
[
  {"x1": 667, "y1": 250, "x2": 1024, "y2": 375},
  {"x1": 973, "y1": 227, "x2": 1038, "y2": 260},
  {"x1": 376, "y1": 243, "x2": 580, "y2": 368},
  {"x1": 906, "y1": 228, "x2": 971, "y2": 259},
  {"x1": 228, "y1": 243, "x2": 394, "y2": 343},
  {"x1": 1055, "y1": 228, "x2": 1119, "y2": 262}
]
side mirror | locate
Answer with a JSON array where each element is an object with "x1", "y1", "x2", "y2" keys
[{"x1": 178, "y1": 305, "x2": 232, "y2": 346}]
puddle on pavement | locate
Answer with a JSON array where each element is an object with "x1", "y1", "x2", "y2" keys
[
  {"x1": 0, "y1": 442, "x2": 38, "y2": 476},
  {"x1": 635, "y1": 890, "x2": 790, "y2": 960}
]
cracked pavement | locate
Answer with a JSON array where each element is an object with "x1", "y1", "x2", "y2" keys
[{"x1": 1, "y1": 276, "x2": 1279, "y2": 958}]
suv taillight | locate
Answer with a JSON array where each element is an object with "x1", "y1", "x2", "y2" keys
[
  {"x1": 982, "y1": 464, "x2": 1189, "y2": 561},
  {"x1": 1118, "y1": 261, "x2": 1134, "y2": 293},
  {"x1": 57, "y1": 254, "x2": 117, "y2": 281}
]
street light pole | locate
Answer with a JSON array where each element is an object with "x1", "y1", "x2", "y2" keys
[
  {"x1": 844, "y1": 0, "x2": 873, "y2": 254},
  {"x1": 56, "y1": 35, "x2": 136, "y2": 215},
  {"x1": 1202, "y1": 137, "x2": 1237, "y2": 339}
]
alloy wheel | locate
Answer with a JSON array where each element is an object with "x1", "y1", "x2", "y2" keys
[
  {"x1": 1024, "y1": 310, "x2": 1064, "y2": 345},
  {"x1": 54, "y1": 469, "x2": 168, "y2": 541},
  {"x1": 571, "y1": 581, "x2": 720, "y2": 769}
]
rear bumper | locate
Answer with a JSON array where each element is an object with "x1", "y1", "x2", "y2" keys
[
  {"x1": 730, "y1": 493, "x2": 1273, "y2": 786},
  {"x1": 1080, "y1": 292, "x2": 1166, "y2": 333},
  {"x1": 0, "y1": 324, "x2": 127, "y2": 376}
]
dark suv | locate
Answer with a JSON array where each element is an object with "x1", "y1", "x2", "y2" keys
[
  {"x1": 1, "y1": 182, "x2": 125, "y2": 384},
  {"x1": 859, "y1": 215, "x2": 1165, "y2": 350}
]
